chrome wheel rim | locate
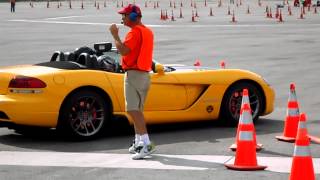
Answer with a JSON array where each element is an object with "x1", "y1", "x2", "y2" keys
[
  {"x1": 68, "y1": 96, "x2": 105, "y2": 137},
  {"x1": 228, "y1": 89, "x2": 260, "y2": 121}
]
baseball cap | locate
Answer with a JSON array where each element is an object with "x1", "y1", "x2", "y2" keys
[{"x1": 118, "y1": 4, "x2": 142, "y2": 17}]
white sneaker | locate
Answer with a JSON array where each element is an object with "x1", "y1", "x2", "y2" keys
[
  {"x1": 132, "y1": 141, "x2": 156, "y2": 160},
  {"x1": 128, "y1": 140, "x2": 137, "y2": 154}
]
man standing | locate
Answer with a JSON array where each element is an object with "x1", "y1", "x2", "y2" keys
[
  {"x1": 10, "y1": 0, "x2": 16, "y2": 13},
  {"x1": 109, "y1": 4, "x2": 155, "y2": 160}
]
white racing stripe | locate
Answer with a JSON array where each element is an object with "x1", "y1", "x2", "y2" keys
[
  {"x1": 7, "y1": 19, "x2": 320, "y2": 28},
  {"x1": 44, "y1": 15, "x2": 87, "y2": 20},
  {"x1": 0, "y1": 151, "x2": 319, "y2": 173}
]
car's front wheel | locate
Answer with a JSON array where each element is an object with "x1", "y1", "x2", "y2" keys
[
  {"x1": 58, "y1": 90, "x2": 110, "y2": 140},
  {"x1": 220, "y1": 82, "x2": 264, "y2": 126}
]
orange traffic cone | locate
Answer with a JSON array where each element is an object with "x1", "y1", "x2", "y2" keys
[
  {"x1": 288, "y1": 6, "x2": 292, "y2": 16},
  {"x1": 209, "y1": 7, "x2": 214, "y2": 16},
  {"x1": 276, "y1": 83, "x2": 300, "y2": 142},
  {"x1": 171, "y1": 10, "x2": 175, "y2": 21},
  {"x1": 289, "y1": 113, "x2": 315, "y2": 180},
  {"x1": 231, "y1": 10, "x2": 237, "y2": 23},
  {"x1": 300, "y1": 7, "x2": 305, "y2": 19},
  {"x1": 220, "y1": 60, "x2": 226, "y2": 69},
  {"x1": 278, "y1": 9, "x2": 284, "y2": 22},
  {"x1": 194, "y1": 59, "x2": 201, "y2": 66},
  {"x1": 230, "y1": 89, "x2": 263, "y2": 151},
  {"x1": 192, "y1": 10, "x2": 196, "y2": 22},
  {"x1": 225, "y1": 103, "x2": 267, "y2": 171},
  {"x1": 179, "y1": 8, "x2": 183, "y2": 18}
]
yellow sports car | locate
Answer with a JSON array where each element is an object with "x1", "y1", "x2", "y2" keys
[{"x1": 0, "y1": 42, "x2": 274, "y2": 139}]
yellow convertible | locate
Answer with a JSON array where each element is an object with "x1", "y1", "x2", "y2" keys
[{"x1": 0, "y1": 42, "x2": 274, "y2": 139}]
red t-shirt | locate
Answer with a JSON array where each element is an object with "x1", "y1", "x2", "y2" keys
[{"x1": 122, "y1": 25, "x2": 153, "y2": 72}]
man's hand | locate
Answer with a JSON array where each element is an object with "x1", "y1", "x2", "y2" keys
[{"x1": 109, "y1": 23, "x2": 119, "y2": 39}]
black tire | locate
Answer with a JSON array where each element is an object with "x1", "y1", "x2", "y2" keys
[
  {"x1": 220, "y1": 82, "x2": 264, "y2": 126},
  {"x1": 58, "y1": 90, "x2": 111, "y2": 140}
]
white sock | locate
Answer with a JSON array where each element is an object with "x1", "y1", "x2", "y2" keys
[
  {"x1": 141, "y1": 134, "x2": 151, "y2": 145},
  {"x1": 134, "y1": 134, "x2": 140, "y2": 146}
]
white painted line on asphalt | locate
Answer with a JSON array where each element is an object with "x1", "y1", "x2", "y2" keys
[
  {"x1": 44, "y1": 15, "x2": 87, "y2": 20},
  {"x1": 7, "y1": 19, "x2": 320, "y2": 28},
  {"x1": 0, "y1": 151, "x2": 319, "y2": 173}
]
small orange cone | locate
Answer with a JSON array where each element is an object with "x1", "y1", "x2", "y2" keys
[
  {"x1": 194, "y1": 59, "x2": 201, "y2": 66},
  {"x1": 288, "y1": 6, "x2": 292, "y2": 16},
  {"x1": 225, "y1": 103, "x2": 267, "y2": 171},
  {"x1": 209, "y1": 7, "x2": 214, "y2": 16},
  {"x1": 229, "y1": 89, "x2": 263, "y2": 151},
  {"x1": 300, "y1": 8, "x2": 304, "y2": 19},
  {"x1": 179, "y1": 8, "x2": 183, "y2": 18},
  {"x1": 220, "y1": 60, "x2": 226, "y2": 69},
  {"x1": 289, "y1": 113, "x2": 315, "y2": 180},
  {"x1": 195, "y1": 8, "x2": 199, "y2": 17},
  {"x1": 192, "y1": 10, "x2": 196, "y2": 22},
  {"x1": 231, "y1": 10, "x2": 237, "y2": 23},
  {"x1": 276, "y1": 83, "x2": 300, "y2": 142},
  {"x1": 171, "y1": 10, "x2": 175, "y2": 21},
  {"x1": 278, "y1": 9, "x2": 284, "y2": 22},
  {"x1": 269, "y1": 8, "x2": 273, "y2": 18}
]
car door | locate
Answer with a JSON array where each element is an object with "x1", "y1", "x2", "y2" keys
[{"x1": 144, "y1": 72, "x2": 187, "y2": 111}]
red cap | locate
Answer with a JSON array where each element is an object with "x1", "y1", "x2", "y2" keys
[{"x1": 118, "y1": 4, "x2": 142, "y2": 16}]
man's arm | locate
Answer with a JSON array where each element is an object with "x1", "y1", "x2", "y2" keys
[{"x1": 109, "y1": 24, "x2": 130, "y2": 56}]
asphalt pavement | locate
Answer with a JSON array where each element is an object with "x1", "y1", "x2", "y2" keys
[{"x1": 0, "y1": 0, "x2": 320, "y2": 179}]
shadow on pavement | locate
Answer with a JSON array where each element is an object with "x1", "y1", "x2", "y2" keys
[{"x1": 0, "y1": 117, "x2": 284, "y2": 152}]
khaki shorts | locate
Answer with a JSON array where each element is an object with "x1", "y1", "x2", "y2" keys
[{"x1": 124, "y1": 70, "x2": 150, "y2": 111}]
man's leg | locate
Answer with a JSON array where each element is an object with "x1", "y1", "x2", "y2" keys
[{"x1": 128, "y1": 110, "x2": 147, "y2": 135}]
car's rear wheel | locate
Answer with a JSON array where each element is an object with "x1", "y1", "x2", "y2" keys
[
  {"x1": 58, "y1": 90, "x2": 110, "y2": 140},
  {"x1": 220, "y1": 82, "x2": 264, "y2": 126}
]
